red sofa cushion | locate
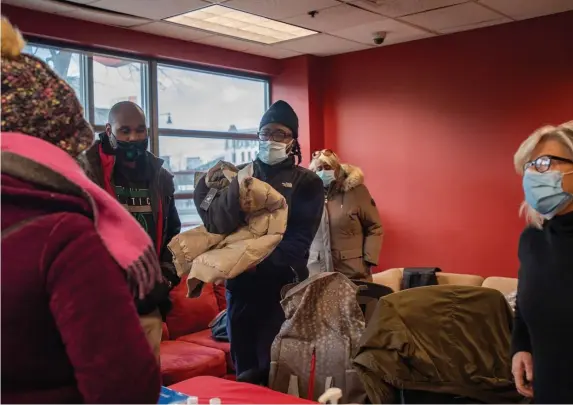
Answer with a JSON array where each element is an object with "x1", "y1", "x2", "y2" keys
[
  {"x1": 161, "y1": 323, "x2": 169, "y2": 342},
  {"x1": 213, "y1": 284, "x2": 226, "y2": 311},
  {"x1": 160, "y1": 341, "x2": 226, "y2": 386},
  {"x1": 166, "y1": 283, "x2": 219, "y2": 339},
  {"x1": 177, "y1": 329, "x2": 233, "y2": 371}
]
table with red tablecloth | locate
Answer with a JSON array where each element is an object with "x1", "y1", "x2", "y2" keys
[{"x1": 169, "y1": 376, "x2": 317, "y2": 404}]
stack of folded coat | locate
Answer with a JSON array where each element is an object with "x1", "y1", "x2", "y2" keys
[{"x1": 168, "y1": 161, "x2": 288, "y2": 297}]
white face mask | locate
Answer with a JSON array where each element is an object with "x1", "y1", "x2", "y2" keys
[
  {"x1": 258, "y1": 140, "x2": 291, "y2": 165},
  {"x1": 317, "y1": 169, "x2": 336, "y2": 187}
]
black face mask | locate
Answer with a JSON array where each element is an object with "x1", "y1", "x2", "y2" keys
[{"x1": 114, "y1": 138, "x2": 148, "y2": 162}]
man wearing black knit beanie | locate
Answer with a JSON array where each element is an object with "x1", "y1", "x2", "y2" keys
[{"x1": 194, "y1": 100, "x2": 324, "y2": 385}]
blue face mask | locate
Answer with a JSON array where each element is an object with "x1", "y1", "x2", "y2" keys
[
  {"x1": 523, "y1": 170, "x2": 573, "y2": 218},
  {"x1": 317, "y1": 169, "x2": 336, "y2": 187}
]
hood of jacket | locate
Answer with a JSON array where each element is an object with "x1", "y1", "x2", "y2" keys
[
  {"x1": 353, "y1": 285, "x2": 520, "y2": 404},
  {"x1": 337, "y1": 164, "x2": 364, "y2": 193},
  {"x1": 168, "y1": 161, "x2": 288, "y2": 297}
]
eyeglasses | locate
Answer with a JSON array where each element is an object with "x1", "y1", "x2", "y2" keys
[
  {"x1": 524, "y1": 155, "x2": 573, "y2": 173},
  {"x1": 257, "y1": 129, "x2": 292, "y2": 142},
  {"x1": 312, "y1": 149, "x2": 337, "y2": 159}
]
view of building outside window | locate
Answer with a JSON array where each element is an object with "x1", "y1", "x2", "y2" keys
[
  {"x1": 23, "y1": 43, "x2": 268, "y2": 232},
  {"x1": 160, "y1": 137, "x2": 259, "y2": 230}
]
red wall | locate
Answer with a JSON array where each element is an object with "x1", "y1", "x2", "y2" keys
[
  {"x1": 272, "y1": 55, "x2": 324, "y2": 163},
  {"x1": 323, "y1": 11, "x2": 573, "y2": 277}
]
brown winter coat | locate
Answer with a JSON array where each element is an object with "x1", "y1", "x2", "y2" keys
[
  {"x1": 308, "y1": 164, "x2": 383, "y2": 281},
  {"x1": 353, "y1": 285, "x2": 521, "y2": 404}
]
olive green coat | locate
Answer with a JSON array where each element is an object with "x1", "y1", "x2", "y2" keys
[{"x1": 353, "y1": 285, "x2": 521, "y2": 404}]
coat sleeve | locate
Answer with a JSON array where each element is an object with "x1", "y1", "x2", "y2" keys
[
  {"x1": 136, "y1": 172, "x2": 181, "y2": 317},
  {"x1": 511, "y1": 267, "x2": 531, "y2": 355},
  {"x1": 356, "y1": 185, "x2": 383, "y2": 266},
  {"x1": 161, "y1": 176, "x2": 181, "y2": 265},
  {"x1": 160, "y1": 175, "x2": 181, "y2": 287},
  {"x1": 511, "y1": 229, "x2": 532, "y2": 355},
  {"x1": 76, "y1": 152, "x2": 97, "y2": 184},
  {"x1": 194, "y1": 174, "x2": 242, "y2": 235},
  {"x1": 45, "y1": 214, "x2": 160, "y2": 404},
  {"x1": 260, "y1": 171, "x2": 324, "y2": 279}
]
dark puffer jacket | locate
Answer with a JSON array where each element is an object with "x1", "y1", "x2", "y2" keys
[{"x1": 78, "y1": 133, "x2": 181, "y2": 317}]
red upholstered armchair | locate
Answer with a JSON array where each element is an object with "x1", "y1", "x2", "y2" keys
[{"x1": 160, "y1": 283, "x2": 234, "y2": 385}]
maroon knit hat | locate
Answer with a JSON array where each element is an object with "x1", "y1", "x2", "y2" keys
[{"x1": 1, "y1": 17, "x2": 94, "y2": 157}]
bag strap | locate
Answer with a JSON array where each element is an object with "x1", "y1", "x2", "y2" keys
[
  {"x1": 2, "y1": 216, "x2": 47, "y2": 240},
  {"x1": 287, "y1": 375, "x2": 300, "y2": 398}
]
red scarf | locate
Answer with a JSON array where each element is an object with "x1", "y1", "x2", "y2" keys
[{"x1": 1, "y1": 132, "x2": 162, "y2": 298}]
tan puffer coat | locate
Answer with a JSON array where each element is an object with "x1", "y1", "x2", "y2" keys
[
  {"x1": 168, "y1": 162, "x2": 288, "y2": 297},
  {"x1": 308, "y1": 164, "x2": 383, "y2": 281}
]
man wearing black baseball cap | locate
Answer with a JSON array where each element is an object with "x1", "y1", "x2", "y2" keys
[{"x1": 194, "y1": 100, "x2": 324, "y2": 385}]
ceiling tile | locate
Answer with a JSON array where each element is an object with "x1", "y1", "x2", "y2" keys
[
  {"x1": 61, "y1": 0, "x2": 99, "y2": 3},
  {"x1": 2, "y1": 0, "x2": 78, "y2": 14},
  {"x1": 242, "y1": 43, "x2": 303, "y2": 59},
  {"x1": 132, "y1": 21, "x2": 212, "y2": 41},
  {"x1": 193, "y1": 34, "x2": 253, "y2": 51},
  {"x1": 478, "y1": 0, "x2": 573, "y2": 20},
  {"x1": 62, "y1": 0, "x2": 99, "y2": 3},
  {"x1": 277, "y1": 33, "x2": 371, "y2": 56},
  {"x1": 224, "y1": 0, "x2": 339, "y2": 20},
  {"x1": 89, "y1": 0, "x2": 208, "y2": 20},
  {"x1": 400, "y1": 2, "x2": 506, "y2": 33},
  {"x1": 330, "y1": 18, "x2": 435, "y2": 46},
  {"x1": 284, "y1": 3, "x2": 384, "y2": 32},
  {"x1": 347, "y1": 0, "x2": 470, "y2": 17},
  {"x1": 65, "y1": 7, "x2": 150, "y2": 27},
  {"x1": 440, "y1": 15, "x2": 511, "y2": 34}
]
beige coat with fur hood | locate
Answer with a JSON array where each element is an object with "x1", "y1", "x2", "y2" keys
[
  {"x1": 308, "y1": 164, "x2": 383, "y2": 281},
  {"x1": 168, "y1": 161, "x2": 288, "y2": 297}
]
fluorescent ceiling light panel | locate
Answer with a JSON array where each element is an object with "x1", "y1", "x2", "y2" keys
[{"x1": 166, "y1": 5, "x2": 318, "y2": 45}]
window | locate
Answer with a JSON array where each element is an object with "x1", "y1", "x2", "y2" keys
[
  {"x1": 157, "y1": 64, "x2": 268, "y2": 133},
  {"x1": 93, "y1": 54, "x2": 148, "y2": 125},
  {"x1": 24, "y1": 40, "x2": 269, "y2": 232},
  {"x1": 23, "y1": 44, "x2": 88, "y2": 112},
  {"x1": 156, "y1": 63, "x2": 268, "y2": 231}
]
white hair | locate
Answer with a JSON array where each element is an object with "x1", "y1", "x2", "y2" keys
[{"x1": 513, "y1": 121, "x2": 573, "y2": 228}]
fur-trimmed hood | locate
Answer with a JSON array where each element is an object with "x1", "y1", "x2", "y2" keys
[
  {"x1": 309, "y1": 152, "x2": 364, "y2": 193},
  {"x1": 338, "y1": 164, "x2": 364, "y2": 193}
]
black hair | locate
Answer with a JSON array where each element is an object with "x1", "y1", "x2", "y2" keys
[
  {"x1": 108, "y1": 101, "x2": 145, "y2": 124},
  {"x1": 291, "y1": 138, "x2": 302, "y2": 165}
]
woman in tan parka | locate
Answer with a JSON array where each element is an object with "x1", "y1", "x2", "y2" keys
[{"x1": 308, "y1": 149, "x2": 383, "y2": 281}]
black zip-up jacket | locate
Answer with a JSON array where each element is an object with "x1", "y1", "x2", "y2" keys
[
  {"x1": 78, "y1": 133, "x2": 181, "y2": 317},
  {"x1": 194, "y1": 157, "x2": 324, "y2": 294}
]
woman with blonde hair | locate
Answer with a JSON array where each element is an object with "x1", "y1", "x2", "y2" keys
[
  {"x1": 511, "y1": 121, "x2": 573, "y2": 404},
  {"x1": 308, "y1": 149, "x2": 383, "y2": 281}
]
